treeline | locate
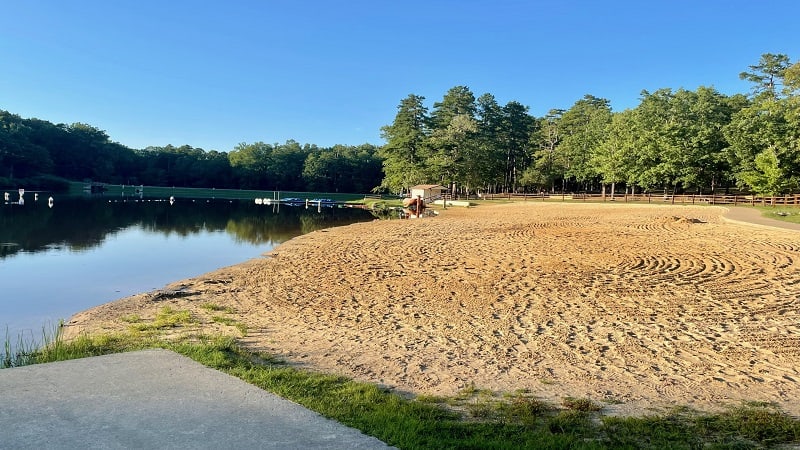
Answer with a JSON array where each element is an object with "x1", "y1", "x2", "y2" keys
[
  {"x1": 381, "y1": 53, "x2": 800, "y2": 196},
  {"x1": 0, "y1": 113, "x2": 382, "y2": 193},
  {"x1": 2, "y1": 53, "x2": 799, "y2": 196}
]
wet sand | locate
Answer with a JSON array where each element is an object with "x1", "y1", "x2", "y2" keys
[{"x1": 65, "y1": 202, "x2": 800, "y2": 416}]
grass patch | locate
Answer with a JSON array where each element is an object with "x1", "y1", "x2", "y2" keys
[
  {"x1": 210, "y1": 316, "x2": 248, "y2": 336},
  {"x1": 757, "y1": 206, "x2": 800, "y2": 224},
  {"x1": 562, "y1": 397, "x2": 603, "y2": 412},
  {"x1": 129, "y1": 306, "x2": 194, "y2": 332},
  {"x1": 120, "y1": 314, "x2": 142, "y2": 323},
  {"x1": 2, "y1": 323, "x2": 157, "y2": 368},
  {"x1": 4, "y1": 328, "x2": 800, "y2": 449},
  {"x1": 211, "y1": 315, "x2": 236, "y2": 326},
  {"x1": 416, "y1": 394, "x2": 449, "y2": 404}
]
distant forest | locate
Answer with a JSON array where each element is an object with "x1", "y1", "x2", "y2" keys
[
  {"x1": 0, "y1": 115, "x2": 383, "y2": 193},
  {"x1": 2, "y1": 53, "x2": 799, "y2": 196}
]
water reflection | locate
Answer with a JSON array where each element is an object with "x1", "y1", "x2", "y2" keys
[{"x1": 0, "y1": 196, "x2": 374, "y2": 258}]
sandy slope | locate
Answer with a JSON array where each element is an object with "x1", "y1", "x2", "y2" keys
[{"x1": 65, "y1": 202, "x2": 800, "y2": 416}]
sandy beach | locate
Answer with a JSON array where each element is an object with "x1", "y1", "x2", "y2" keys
[{"x1": 65, "y1": 202, "x2": 800, "y2": 417}]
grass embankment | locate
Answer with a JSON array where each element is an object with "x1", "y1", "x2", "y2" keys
[
  {"x1": 67, "y1": 181, "x2": 368, "y2": 203},
  {"x1": 4, "y1": 310, "x2": 800, "y2": 449},
  {"x1": 757, "y1": 206, "x2": 800, "y2": 224}
]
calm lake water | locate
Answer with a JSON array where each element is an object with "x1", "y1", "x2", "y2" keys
[{"x1": 0, "y1": 195, "x2": 375, "y2": 342}]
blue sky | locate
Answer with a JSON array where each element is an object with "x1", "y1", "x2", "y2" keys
[{"x1": 2, "y1": 1, "x2": 798, "y2": 152}]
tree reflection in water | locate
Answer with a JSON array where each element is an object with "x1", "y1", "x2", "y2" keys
[{"x1": 0, "y1": 196, "x2": 374, "y2": 258}]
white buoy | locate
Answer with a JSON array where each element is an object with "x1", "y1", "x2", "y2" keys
[
  {"x1": 169, "y1": 196, "x2": 175, "y2": 205},
  {"x1": 48, "y1": 197, "x2": 54, "y2": 208}
]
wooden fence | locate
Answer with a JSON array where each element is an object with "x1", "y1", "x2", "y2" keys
[{"x1": 471, "y1": 192, "x2": 800, "y2": 206}]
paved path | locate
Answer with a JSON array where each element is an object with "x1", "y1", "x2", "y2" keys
[{"x1": 0, "y1": 349, "x2": 395, "y2": 449}]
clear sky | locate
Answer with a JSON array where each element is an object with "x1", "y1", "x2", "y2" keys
[{"x1": 2, "y1": 0, "x2": 798, "y2": 152}]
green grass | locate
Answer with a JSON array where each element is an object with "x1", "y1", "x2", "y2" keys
[
  {"x1": 68, "y1": 182, "x2": 365, "y2": 203},
  {"x1": 757, "y1": 206, "x2": 800, "y2": 224},
  {"x1": 2, "y1": 323, "x2": 158, "y2": 368},
  {"x1": 211, "y1": 315, "x2": 236, "y2": 326},
  {"x1": 120, "y1": 314, "x2": 142, "y2": 323},
  {"x1": 562, "y1": 397, "x2": 603, "y2": 412},
  {"x1": 129, "y1": 306, "x2": 195, "y2": 332},
  {"x1": 210, "y1": 316, "x2": 248, "y2": 336},
  {"x1": 4, "y1": 328, "x2": 800, "y2": 449}
]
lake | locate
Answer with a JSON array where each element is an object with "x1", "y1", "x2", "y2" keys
[{"x1": 0, "y1": 195, "x2": 375, "y2": 344}]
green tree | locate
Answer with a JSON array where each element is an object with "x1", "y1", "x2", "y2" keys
[
  {"x1": 65, "y1": 123, "x2": 118, "y2": 180},
  {"x1": 739, "y1": 147, "x2": 795, "y2": 196},
  {"x1": 592, "y1": 109, "x2": 638, "y2": 198},
  {"x1": 426, "y1": 86, "x2": 478, "y2": 193},
  {"x1": 472, "y1": 95, "x2": 536, "y2": 193},
  {"x1": 269, "y1": 140, "x2": 311, "y2": 191},
  {"x1": 674, "y1": 87, "x2": 741, "y2": 193},
  {"x1": 378, "y1": 94, "x2": 429, "y2": 192},
  {"x1": 427, "y1": 113, "x2": 478, "y2": 194},
  {"x1": 430, "y1": 86, "x2": 476, "y2": 130},
  {"x1": 499, "y1": 101, "x2": 535, "y2": 191},
  {"x1": 636, "y1": 87, "x2": 739, "y2": 194},
  {"x1": 558, "y1": 95, "x2": 612, "y2": 190},
  {"x1": 724, "y1": 97, "x2": 800, "y2": 189},
  {"x1": 531, "y1": 109, "x2": 565, "y2": 192},
  {"x1": 229, "y1": 142, "x2": 274, "y2": 189},
  {"x1": 785, "y1": 61, "x2": 800, "y2": 95},
  {"x1": 303, "y1": 144, "x2": 382, "y2": 193},
  {"x1": 473, "y1": 94, "x2": 506, "y2": 191},
  {"x1": 0, "y1": 112, "x2": 53, "y2": 179},
  {"x1": 739, "y1": 53, "x2": 792, "y2": 99}
]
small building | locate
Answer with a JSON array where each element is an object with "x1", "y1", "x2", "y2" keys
[{"x1": 409, "y1": 184, "x2": 447, "y2": 203}]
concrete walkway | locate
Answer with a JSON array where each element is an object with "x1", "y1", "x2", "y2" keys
[{"x1": 0, "y1": 349, "x2": 395, "y2": 449}]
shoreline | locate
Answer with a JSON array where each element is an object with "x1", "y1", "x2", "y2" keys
[{"x1": 65, "y1": 202, "x2": 800, "y2": 417}]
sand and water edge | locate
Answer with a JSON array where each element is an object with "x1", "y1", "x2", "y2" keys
[{"x1": 64, "y1": 202, "x2": 800, "y2": 417}]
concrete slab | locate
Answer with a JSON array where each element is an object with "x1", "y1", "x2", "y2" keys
[{"x1": 0, "y1": 349, "x2": 395, "y2": 449}]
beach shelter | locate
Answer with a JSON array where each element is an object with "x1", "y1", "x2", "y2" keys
[{"x1": 409, "y1": 184, "x2": 447, "y2": 203}]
